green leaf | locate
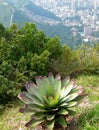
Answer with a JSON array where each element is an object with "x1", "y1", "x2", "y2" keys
[
  {"x1": 27, "y1": 103, "x2": 45, "y2": 112},
  {"x1": 61, "y1": 76, "x2": 70, "y2": 88},
  {"x1": 48, "y1": 97, "x2": 59, "y2": 107},
  {"x1": 59, "y1": 92, "x2": 79, "y2": 105},
  {"x1": 25, "y1": 83, "x2": 44, "y2": 103},
  {"x1": 51, "y1": 107, "x2": 59, "y2": 112},
  {"x1": 67, "y1": 101, "x2": 77, "y2": 107},
  {"x1": 18, "y1": 92, "x2": 33, "y2": 104},
  {"x1": 53, "y1": 74, "x2": 61, "y2": 93},
  {"x1": 65, "y1": 93, "x2": 78, "y2": 102},
  {"x1": 48, "y1": 72, "x2": 54, "y2": 86},
  {"x1": 43, "y1": 95, "x2": 59, "y2": 108},
  {"x1": 31, "y1": 112, "x2": 45, "y2": 119},
  {"x1": 25, "y1": 118, "x2": 45, "y2": 127},
  {"x1": 60, "y1": 102, "x2": 68, "y2": 107},
  {"x1": 47, "y1": 86, "x2": 55, "y2": 98},
  {"x1": 30, "y1": 93, "x2": 43, "y2": 104},
  {"x1": 69, "y1": 87, "x2": 79, "y2": 95},
  {"x1": 36, "y1": 76, "x2": 50, "y2": 89},
  {"x1": 25, "y1": 82, "x2": 38, "y2": 95},
  {"x1": 19, "y1": 107, "x2": 35, "y2": 113},
  {"x1": 55, "y1": 74, "x2": 61, "y2": 80},
  {"x1": 57, "y1": 108, "x2": 68, "y2": 115},
  {"x1": 46, "y1": 120, "x2": 55, "y2": 130},
  {"x1": 43, "y1": 95, "x2": 50, "y2": 105},
  {"x1": 72, "y1": 95, "x2": 86, "y2": 105},
  {"x1": 59, "y1": 95, "x2": 72, "y2": 105},
  {"x1": 67, "y1": 109, "x2": 76, "y2": 115},
  {"x1": 60, "y1": 83, "x2": 73, "y2": 98},
  {"x1": 22, "y1": 92, "x2": 35, "y2": 101},
  {"x1": 56, "y1": 116, "x2": 67, "y2": 127},
  {"x1": 46, "y1": 114, "x2": 55, "y2": 121}
]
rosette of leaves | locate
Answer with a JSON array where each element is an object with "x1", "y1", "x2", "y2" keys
[{"x1": 18, "y1": 73, "x2": 85, "y2": 130}]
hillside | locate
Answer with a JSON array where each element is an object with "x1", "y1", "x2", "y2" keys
[
  {"x1": 12, "y1": 9, "x2": 31, "y2": 28},
  {"x1": 0, "y1": 0, "x2": 82, "y2": 45},
  {"x1": 24, "y1": 2, "x2": 60, "y2": 21},
  {"x1": 36, "y1": 23, "x2": 73, "y2": 45},
  {"x1": 5, "y1": 0, "x2": 29, "y2": 7},
  {"x1": 0, "y1": 0, "x2": 60, "y2": 27}
]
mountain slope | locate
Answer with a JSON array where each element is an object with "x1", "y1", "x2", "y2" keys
[
  {"x1": 12, "y1": 9, "x2": 31, "y2": 28},
  {"x1": 0, "y1": 0, "x2": 80, "y2": 45},
  {"x1": 24, "y1": 2, "x2": 60, "y2": 21},
  {"x1": 0, "y1": 0, "x2": 61, "y2": 28},
  {"x1": 0, "y1": 3, "x2": 12, "y2": 27}
]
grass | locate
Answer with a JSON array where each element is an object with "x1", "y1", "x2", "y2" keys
[
  {"x1": 75, "y1": 75, "x2": 99, "y2": 130},
  {"x1": 0, "y1": 100, "x2": 34, "y2": 130},
  {"x1": 76, "y1": 75, "x2": 99, "y2": 102},
  {"x1": 77, "y1": 104, "x2": 99, "y2": 130},
  {"x1": 0, "y1": 75, "x2": 99, "y2": 130}
]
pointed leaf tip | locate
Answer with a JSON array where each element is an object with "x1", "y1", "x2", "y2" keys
[
  {"x1": 17, "y1": 92, "x2": 25, "y2": 100},
  {"x1": 25, "y1": 118, "x2": 44, "y2": 127},
  {"x1": 25, "y1": 118, "x2": 35, "y2": 127},
  {"x1": 55, "y1": 74, "x2": 61, "y2": 80},
  {"x1": 25, "y1": 82, "x2": 31, "y2": 90},
  {"x1": 66, "y1": 76, "x2": 70, "y2": 80},
  {"x1": 56, "y1": 116, "x2": 67, "y2": 127},
  {"x1": 19, "y1": 108, "x2": 25, "y2": 113},
  {"x1": 49, "y1": 72, "x2": 53, "y2": 76},
  {"x1": 35, "y1": 76, "x2": 39, "y2": 80},
  {"x1": 25, "y1": 82, "x2": 29, "y2": 87},
  {"x1": 46, "y1": 120, "x2": 55, "y2": 130},
  {"x1": 39, "y1": 76, "x2": 43, "y2": 80},
  {"x1": 46, "y1": 114, "x2": 55, "y2": 121},
  {"x1": 25, "y1": 82, "x2": 35, "y2": 89},
  {"x1": 25, "y1": 122, "x2": 30, "y2": 127}
]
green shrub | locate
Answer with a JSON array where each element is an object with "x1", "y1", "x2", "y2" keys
[
  {"x1": 53, "y1": 44, "x2": 99, "y2": 77},
  {"x1": 0, "y1": 23, "x2": 62, "y2": 103}
]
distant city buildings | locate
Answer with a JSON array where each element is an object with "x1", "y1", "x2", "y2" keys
[
  {"x1": 33, "y1": 0, "x2": 99, "y2": 43},
  {"x1": 84, "y1": 26, "x2": 92, "y2": 36}
]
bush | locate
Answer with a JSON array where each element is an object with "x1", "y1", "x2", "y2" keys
[
  {"x1": 53, "y1": 44, "x2": 99, "y2": 77},
  {"x1": 0, "y1": 23, "x2": 62, "y2": 104}
]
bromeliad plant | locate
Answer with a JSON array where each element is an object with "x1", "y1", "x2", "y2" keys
[{"x1": 18, "y1": 73, "x2": 85, "y2": 130}]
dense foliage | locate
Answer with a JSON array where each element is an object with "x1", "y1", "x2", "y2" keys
[
  {"x1": 0, "y1": 23, "x2": 99, "y2": 104},
  {"x1": 0, "y1": 23, "x2": 62, "y2": 104},
  {"x1": 53, "y1": 44, "x2": 99, "y2": 77}
]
